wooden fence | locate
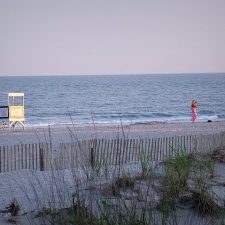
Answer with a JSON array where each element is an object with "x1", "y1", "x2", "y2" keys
[{"x1": 1, "y1": 131, "x2": 225, "y2": 173}]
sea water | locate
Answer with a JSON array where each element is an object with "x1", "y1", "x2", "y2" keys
[{"x1": 0, "y1": 73, "x2": 225, "y2": 126}]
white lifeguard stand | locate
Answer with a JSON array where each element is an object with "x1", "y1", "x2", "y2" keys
[{"x1": 8, "y1": 93, "x2": 25, "y2": 128}]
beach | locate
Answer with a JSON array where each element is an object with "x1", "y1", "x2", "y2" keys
[
  {"x1": 1, "y1": 120, "x2": 225, "y2": 223},
  {"x1": 1, "y1": 120, "x2": 225, "y2": 146}
]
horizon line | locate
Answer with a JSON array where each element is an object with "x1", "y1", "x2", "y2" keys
[{"x1": 0, "y1": 72, "x2": 225, "y2": 77}]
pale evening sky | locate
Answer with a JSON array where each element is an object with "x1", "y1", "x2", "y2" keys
[{"x1": 0, "y1": 0, "x2": 225, "y2": 76}]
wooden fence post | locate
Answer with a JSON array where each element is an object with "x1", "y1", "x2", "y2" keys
[
  {"x1": 39, "y1": 144, "x2": 45, "y2": 171},
  {"x1": 90, "y1": 147, "x2": 95, "y2": 169},
  {"x1": 0, "y1": 146, "x2": 1, "y2": 173}
]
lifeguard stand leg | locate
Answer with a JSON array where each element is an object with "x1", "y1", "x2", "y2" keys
[
  {"x1": 9, "y1": 121, "x2": 25, "y2": 128},
  {"x1": 9, "y1": 121, "x2": 16, "y2": 128},
  {"x1": 19, "y1": 121, "x2": 25, "y2": 128}
]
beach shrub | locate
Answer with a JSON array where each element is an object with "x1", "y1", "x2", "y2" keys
[
  {"x1": 68, "y1": 203, "x2": 99, "y2": 225},
  {"x1": 7, "y1": 198, "x2": 20, "y2": 216},
  {"x1": 115, "y1": 176, "x2": 135, "y2": 190},
  {"x1": 104, "y1": 175, "x2": 135, "y2": 197},
  {"x1": 156, "y1": 151, "x2": 192, "y2": 224},
  {"x1": 98, "y1": 197, "x2": 157, "y2": 225},
  {"x1": 210, "y1": 147, "x2": 225, "y2": 163},
  {"x1": 163, "y1": 151, "x2": 192, "y2": 198},
  {"x1": 191, "y1": 154, "x2": 215, "y2": 179},
  {"x1": 204, "y1": 160, "x2": 215, "y2": 178},
  {"x1": 140, "y1": 152, "x2": 159, "y2": 180},
  {"x1": 191, "y1": 176, "x2": 221, "y2": 216}
]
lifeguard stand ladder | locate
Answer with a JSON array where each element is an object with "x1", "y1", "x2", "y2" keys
[{"x1": 8, "y1": 93, "x2": 25, "y2": 128}]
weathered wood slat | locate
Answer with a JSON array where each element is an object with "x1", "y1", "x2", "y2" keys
[{"x1": 3, "y1": 146, "x2": 6, "y2": 172}]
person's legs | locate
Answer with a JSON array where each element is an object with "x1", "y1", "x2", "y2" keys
[{"x1": 192, "y1": 113, "x2": 197, "y2": 122}]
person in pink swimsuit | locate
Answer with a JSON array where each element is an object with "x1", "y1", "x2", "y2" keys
[{"x1": 191, "y1": 100, "x2": 197, "y2": 122}]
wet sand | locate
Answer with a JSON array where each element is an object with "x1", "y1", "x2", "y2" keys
[{"x1": 1, "y1": 120, "x2": 225, "y2": 146}]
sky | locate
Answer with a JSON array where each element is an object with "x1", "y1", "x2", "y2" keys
[{"x1": 0, "y1": 0, "x2": 225, "y2": 76}]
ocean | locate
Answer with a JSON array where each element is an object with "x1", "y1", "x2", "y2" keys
[{"x1": 0, "y1": 74, "x2": 225, "y2": 127}]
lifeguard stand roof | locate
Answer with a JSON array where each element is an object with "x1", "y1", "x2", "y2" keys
[{"x1": 8, "y1": 93, "x2": 24, "y2": 97}]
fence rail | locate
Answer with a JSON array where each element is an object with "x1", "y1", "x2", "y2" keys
[{"x1": 1, "y1": 131, "x2": 225, "y2": 173}]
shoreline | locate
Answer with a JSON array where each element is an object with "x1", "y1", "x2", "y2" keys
[
  {"x1": 7, "y1": 118, "x2": 225, "y2": 128},
  {"x1": 1, "y1": 120, "x2": 225, "y2": 146}
]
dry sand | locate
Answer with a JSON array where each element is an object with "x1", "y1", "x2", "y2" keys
[
  {"x1": 1, "y1": 120, "x2": 225, "y2": 224},
  {"x1": 1, "y1": 120, "x2": 225, "y2": 146}
]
